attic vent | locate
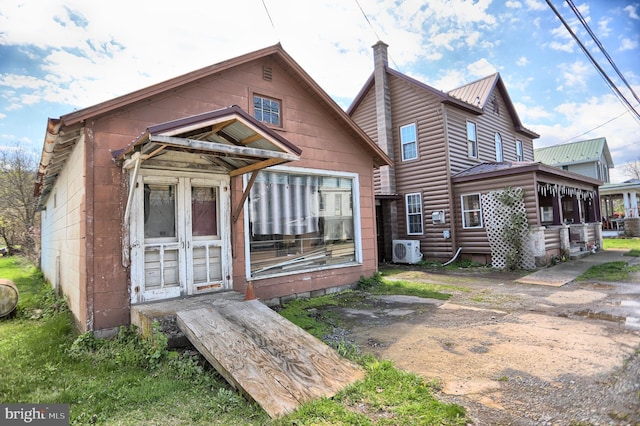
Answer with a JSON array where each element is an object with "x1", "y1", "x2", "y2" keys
[{"x1": 263, "y1": 65, "x2": 273, "y2": 81}]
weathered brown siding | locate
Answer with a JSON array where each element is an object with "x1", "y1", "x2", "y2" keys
[{"x1": 54, "y1": 54, "x2": 379, "y2": 331}]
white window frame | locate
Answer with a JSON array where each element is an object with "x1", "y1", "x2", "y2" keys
[
  {"x1": 243, "y1": 165, "x2": 362, "y2": 280},
  {"x1": 400, "y1": 123, "x2": 418, "y2": 161},
  {"x1": 467, "y1": 121, "x2": 478, "y2": 159},
  {"x1": 515, "y1": 140, "x2": 523, "y2": 161},
  {"x1": 253, "y1": 94, "x2": 281, "y2": 126},
  {"x1": 495, "y1": 133, "x2": 503, "y2": 162},
  {"x1": 461, "y1": 193, "x2": 483, "y2": 229},
  {"x1": 405, "y1": 192, "x2": 424, "y2": 235}
]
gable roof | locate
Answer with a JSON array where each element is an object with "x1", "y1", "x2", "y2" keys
[
  {"x1": 534, "y1": 137, "x2": 614, "y2": 167},
  {"x1": 118, "y1": 105, "x2": 302, "y2": 177},
  {"x1": 347, "y1": 67, "x2": 482, "y2": 116},
  {"x1": 448, "y1": 73, "x2": 539, "y2": 139},
  {"x1": 348, "y1": 68, "x2": 538, "y2": 139},
  {"x1": 36, "y1": 44, "x2": 392, "y2": 203}
]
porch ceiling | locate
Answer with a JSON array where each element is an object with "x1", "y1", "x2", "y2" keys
[{"x1": 118, "y1": 105, "x2": 301, "y2": 177}]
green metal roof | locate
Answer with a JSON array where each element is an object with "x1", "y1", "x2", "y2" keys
[{"x1": 534, "y1": 137, "x2": 614, "y2": 167}]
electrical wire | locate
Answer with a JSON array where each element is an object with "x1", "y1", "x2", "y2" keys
[
  {"x1": 544, "y1": 0, "x2": 640, "y2": 124},
  {"x1": 565, "y1": 0, "x2": 640, "y2": 106}
]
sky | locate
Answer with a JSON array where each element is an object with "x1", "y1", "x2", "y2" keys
[{"x1": 0, "y1": 0, "x2": 639, "y2": 183}]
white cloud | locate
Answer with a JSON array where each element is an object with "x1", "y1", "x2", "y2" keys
[
  {"x1": 516, "y1": 56, "x2": 529, "y2": 66},
  {"x1": 467, "y1": 58, "x2": 497, "y2": 78},
  {"x1": 598, "y1": 17, "x2": 612, "y2": 38},
  {"x1": 506, "y1": 1, "x2": 522, "y2": 9},
  {"x1": 514, "y1": 102, "x2": 552, "y2": 120},
  {"x1": 619, "y1": 37, "x2": 639, "y2": 51},
  {"x1": 558, "y1": 61, "x2": 591, "y2": 90},
  {"x1": 624, "y1": 5, "x2": 640, "y2": 20},
  {"x1": 524, "y1": 0, "x2": 546, "y2": 11}
]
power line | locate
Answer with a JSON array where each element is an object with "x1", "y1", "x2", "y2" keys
[
  {"x1": 565, "y1": 0, "x2": 640, "y2": 106},
  {"x1": 544, "y1": 0, "x2": 640, "y2": 124},
  {"x1": 563, "y1": 104, "x2": 640, "y2": 143},
  {"x1": 354, "y1": 0, "x2": 381, "y2": 42},
  {"x1": 261, "y1": 0, "x2": 277, "y2": 37}
]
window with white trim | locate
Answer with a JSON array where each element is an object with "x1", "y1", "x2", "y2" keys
[
  {"x1": 515, "y1": 140, "x2": 523, "y2": 161},
  {"x1": 405, "y1": 193, "x2": 423, "y2": 235},
  {"x1": 495, "y1": 133, "x2": 503, "y2": 162},
  {"x1": 467, "y1": 121, "x2": 478, "y2": 158},
  {"x1": 400, "y1": 123, "x2": 417, "y2": 161},
  {"x1": 247, "y1": 169, "x2": 359, "y2": 277},
  {"x1": 461, "y1": 194, "x2": 483, "y2": 228},
  {"x1": 253, "y1": 95, "x2": 281, "y2": 126}
]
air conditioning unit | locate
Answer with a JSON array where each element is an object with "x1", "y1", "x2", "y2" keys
[{"x1": 392, "y1": 240, "x2": 423, "y2": 264}]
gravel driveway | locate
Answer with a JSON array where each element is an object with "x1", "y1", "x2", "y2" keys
[{"x1": 323, "y1": 262, "x2": 640, "y2": 425}]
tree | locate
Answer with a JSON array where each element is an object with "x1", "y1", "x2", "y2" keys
[
  {"x1": 622, "y1": 159, "x2": 640, "y2": 180},
  {"x1": 0, "y1": 144, "x2": 39, "y2": 260}
]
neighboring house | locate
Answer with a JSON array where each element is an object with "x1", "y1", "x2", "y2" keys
[
  {"x1": 35, "y1": 44, "x2": 391, "y2": 335},
  {"x1": 599, "y1": 179, "x2": 640, "y2": 236},
  {"x1": 349, "y1": 41, "x2": 603, "y2": 268},
  {"x1": 534, "y1": 137, "x2": 614, "y2": 183}
]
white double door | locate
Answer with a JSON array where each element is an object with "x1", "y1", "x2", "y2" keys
[{"x1": 130, "y1": 171, "x2": 232, "y2": 303}]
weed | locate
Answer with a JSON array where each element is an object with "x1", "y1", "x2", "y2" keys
[{"x1": 357, "y1": 272, "x2": 382, "y2": 290}]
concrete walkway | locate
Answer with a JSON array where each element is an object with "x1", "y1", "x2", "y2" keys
[{"x1": 516, "y1": 249, "x2": 633, "y2": 286}]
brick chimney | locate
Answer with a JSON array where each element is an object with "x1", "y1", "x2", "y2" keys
[{"x1": 372, "y1": 41, "x2": 396, "y2": 195}]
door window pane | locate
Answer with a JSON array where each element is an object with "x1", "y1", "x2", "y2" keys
[
  {"x1": 192, "y1": 186, "x2": 218, "y2": 237},
  {"x1": 144, "y1": 184, "x2": 176, "y2": 238}
]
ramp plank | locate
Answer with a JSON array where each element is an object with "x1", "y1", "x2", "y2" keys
[{"x1": 176, "y1": 300, "x2": 363, "y2": 418}]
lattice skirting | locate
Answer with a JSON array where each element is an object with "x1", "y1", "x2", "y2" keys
[{"x1": 482, "y1": 188, "x2": 535, "y2": 270}]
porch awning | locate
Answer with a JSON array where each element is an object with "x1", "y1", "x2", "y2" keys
[{"x1": 117, "y1": 105, "x2": 302, "y2": 177}]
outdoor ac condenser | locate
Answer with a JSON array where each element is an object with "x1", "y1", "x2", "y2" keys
[{"x1": 392, "y1": 240, "x2": 423, "y2": 264}]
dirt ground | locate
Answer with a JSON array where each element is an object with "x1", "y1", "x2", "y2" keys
[{"x1": 323, "y1": 267, "x2": 640, "y2": 425}]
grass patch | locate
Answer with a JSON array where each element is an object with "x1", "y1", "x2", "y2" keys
[
  {"x1": 603, "y1": 238, "x2": 640, "y2": 250},
  {"x1": 0, "y1": 257, "x2": 269, "y2": 425},
  {"x1": 624, "y1": 249, "x2": 640, "y2": 257},
  {"x1": 2, "y1": 258, "x2": 467, "y2": 424},
  {"x1": 577, "y1": 261, "x2": 640, "y2": 282},
  {"x1": 358, "y1": 272, "x2": 453, "y2": 300},
  {"x1": 278, "y1": 360, "x2": 466, "y2": 426}
]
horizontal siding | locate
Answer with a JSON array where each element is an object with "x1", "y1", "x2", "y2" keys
[
  {"x1": 453, "y1": 173, "x2": 537, "y2": 254},
  {"x1": 387, "y1": 76, "x2": 453, "y2": 259},
  {"x1": 446, "y1": 89, "x2": 535, "y2": 175}
]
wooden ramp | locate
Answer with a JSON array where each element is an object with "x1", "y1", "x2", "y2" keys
[{"x1": 176, "y1": 299, "x2": 364, "y2": 418}]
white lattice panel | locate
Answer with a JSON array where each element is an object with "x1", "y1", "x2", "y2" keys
[{"x1": 482, "y1": 188, "x2": 535, "y2": 270}]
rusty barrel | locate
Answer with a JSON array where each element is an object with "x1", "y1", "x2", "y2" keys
[{"x1": 0, "y1": 279, "x2": 18, "y2": 317}]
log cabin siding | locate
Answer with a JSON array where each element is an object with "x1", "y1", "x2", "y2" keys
[
  {"x1": 386, "y1": 75, "x2": 453, "y2": 259},
  {"x1": 452, "y1": 173, "x2": 537, "y2": 256}
]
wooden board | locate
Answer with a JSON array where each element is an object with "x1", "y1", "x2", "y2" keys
[{"x1": 176, "y1": 300, "x2": 363, "y2": 418}]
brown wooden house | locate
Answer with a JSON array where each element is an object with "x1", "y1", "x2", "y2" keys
[
  {"x1": 349, "y1": 41, "x2": 603, "y2": 268},
  {"x1": 35, "y1": 44, "x2": 391, "y2": 335}
]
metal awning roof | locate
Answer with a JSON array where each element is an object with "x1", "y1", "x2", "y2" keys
[{"x1": 117, "y1": 105, "x2": 301, "y2": 177}]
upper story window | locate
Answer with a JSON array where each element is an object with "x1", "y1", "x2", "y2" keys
[
  {"x1": 400, "y1": 123, "x2": 417, "y2": 161},
  {"x1": 461, "y1": 193, "x2": 483, "y2": 229},
  {"x1": 495, "y1": 133, "x2": 503, "y2": 162},
  {"x1": 467, "y1": 121, "x2": 478, "y2": 158},
  {"x1": 253, "y1": 95, "x2": 281, "y2": 126},
  {"x1": 516, "y1": 140, "x2": 523, "y2": 161},
  {"x1": 405, "y1": 193, "x2": 423, "y2": 235}
]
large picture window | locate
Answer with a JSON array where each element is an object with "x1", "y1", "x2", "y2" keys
[
  {"x1": 248, "y1": 169, "x2": 358, "y2": 277},
  {"x1": 405, "y1": 193, "x2": 423, "y2": 235},
  {"x1": 461, "y1": 194, "x2": 483, "y2": 228}
]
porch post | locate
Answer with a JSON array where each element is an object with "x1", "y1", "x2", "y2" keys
[
  {"x1": 573, "y1": 197, "x2": 581, "y2": 223},
  {"x1": 623, "y1": 192, "x2": 631, "y2": 217},
  {"x1": 552, "y1": 193, "x2": 562, "y2": 225},
  {"x1": 630, "y1": 191, "x2": 638, "y2": 218}
]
